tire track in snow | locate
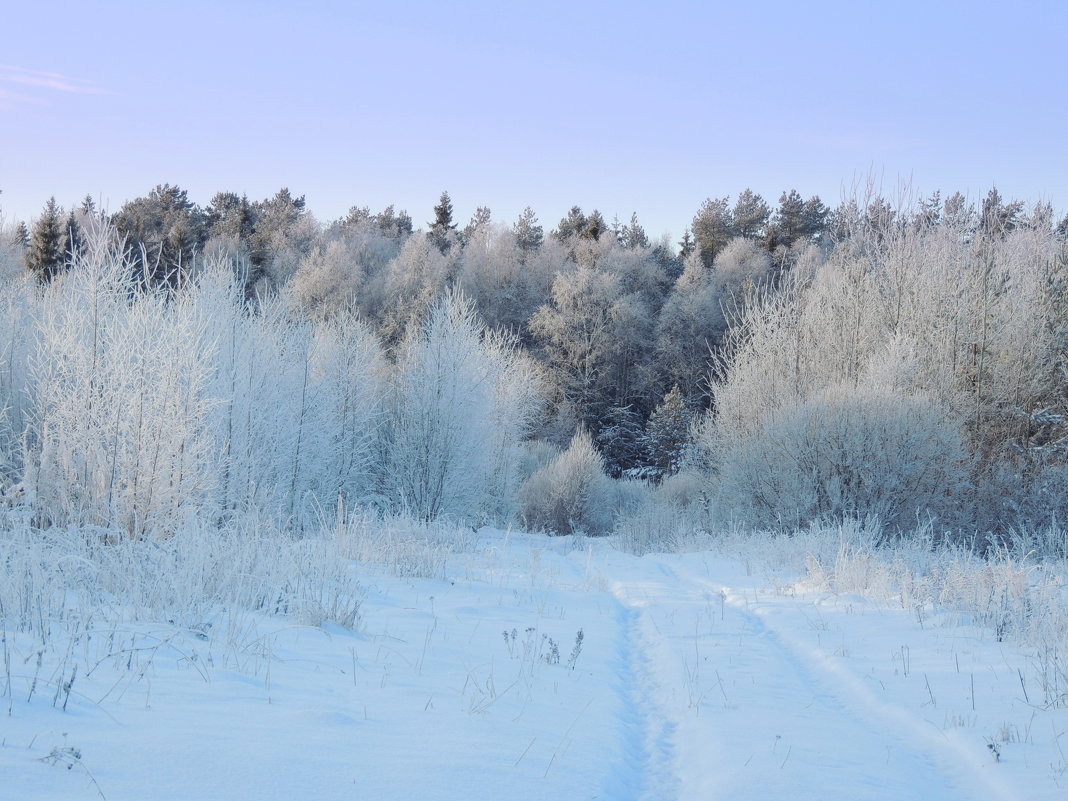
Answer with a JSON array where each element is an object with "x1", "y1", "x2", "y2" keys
[
  {"x1": 714, "y1": 582, "x2": 1024, "y2": 801},
  {"x1": 604, "y1": 581, "x2": 681, "y2": 801},
  {"x1": 604, "y1": 555, "x2": 1022, "y2": 801}
]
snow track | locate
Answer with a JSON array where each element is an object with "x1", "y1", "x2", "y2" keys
[
  {"x1": 605, "y1": 556, "x2": 1024, "y2": 801},
  {"x1": 5, "y1": 532, "x2": 1052, "y2": 801}
]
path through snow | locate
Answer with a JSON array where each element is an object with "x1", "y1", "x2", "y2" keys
[{"x1": 602, "y1": 552, "x2": 1025, "y2": 800}]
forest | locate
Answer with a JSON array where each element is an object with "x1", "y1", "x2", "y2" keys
[{"x1": 1, "y1": 184, "x2": 1067, "y2": 545}]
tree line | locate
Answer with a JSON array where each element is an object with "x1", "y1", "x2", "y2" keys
[{"x1": 1, "y1": 183, "x2": 1066, "y2": 539}]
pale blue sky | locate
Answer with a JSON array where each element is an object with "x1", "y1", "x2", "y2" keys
[{"x1": 2, "y1": 0, "x2": 1065, "y2": 239}]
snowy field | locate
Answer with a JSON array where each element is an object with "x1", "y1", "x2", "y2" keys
[{"x1": 2, "y1": 527, "x2": 1067, "y2": 801}]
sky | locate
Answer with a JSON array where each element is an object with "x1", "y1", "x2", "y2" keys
[{"x1": 1, "y1": 0, "x2": 1065, "y2": 240}]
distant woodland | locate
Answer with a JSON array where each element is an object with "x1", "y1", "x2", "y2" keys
[{"x1": 1, "y1": 184, "x2": 1066, "y2": 541}]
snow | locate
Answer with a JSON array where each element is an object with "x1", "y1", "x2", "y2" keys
[{"x1": 2, "y1": 530, "x2": 1066, "y2": 800}]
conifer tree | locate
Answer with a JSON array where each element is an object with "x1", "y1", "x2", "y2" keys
[
  {"x1": 732, "y1": 189, "x2": 769, "y2": 240},
  {"x1": 767, "y1": 189, "x2": 806, "y2": 249},
  {"x1": 376, "y1": 204, "x2": 413, "y2": 238},
  {"x1": 619, "y1": 212, "x2": 649, "y2": 249},
  {"x1": 13, "y1": 221, "x2": 29, "y2": 248},
  {"x1": 513, "y1": 206, "x2": 544, "y2": 253},
  {"x1": 462, "y1": 205, "x2": 491, "y2": 243},
  {"x1": 25, "y1": 197, "x2": 64, "y2": 282},
  {"x1": 678, "y1": 229, "x2": 695, "y2": 260},
  {"x1": 554, "y1": 206, "x2": 588, "y2": 241},
  {"x1": 643, "y1": 385, "x2": 692, "y2": 479},
  {"x1": 691, "y1": 197, "x2": 734, "y2": 266},
  {"x1": 429, "y1": 191, "x2": 457, "y2": 253}
]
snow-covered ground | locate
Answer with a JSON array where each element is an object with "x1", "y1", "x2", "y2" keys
[{"x1": 3, "y1": 529, "x2": 1066, "y2": 800}]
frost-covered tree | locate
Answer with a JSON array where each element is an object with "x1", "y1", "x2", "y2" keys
[
  {"x1": 369, "y1": 232, "x2": 457, "y2": 348},
  {"x1": 697, "y1": 192, "x2": 1068, "y2": 532},
  {"x1": 618, "y1": 212, "x2": 649, "y2": 250},
  {"x1": 382, "y1": 291, "x2": 541, "y2": 522},
  {"x1": 462, "y1": 205, "x2": 492, "y2": 243},
  {"x1": 246, "y1": 188, "x2": 318, "y2": 295},
  {"x1": 654, "y1": 238, "x2": 773, "y2": 403},
  {"x1": 643, "y1": 385, "x2": 692, "y2": 480},
  {"x1": 288, "y1": 239, "x2": 366, "y2": 320},
  {"x1": 458, "y1": 222, "x2": 554, "y2": 337},
  {"x1": 13, "y1": 221, "x2": 29, "y2": 248},
  {"x1": 27, "y1": 229, "x2": 217, "y2": 534},
  {"x1": 531, "y1": 263, "x2": 650, "y2": 431},
  {"x1": 706, "y1": 381, "x2": 967, "y2": 530}
]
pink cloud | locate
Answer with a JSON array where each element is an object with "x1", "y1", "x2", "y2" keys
[{"x1": 0, "y1": 65, "x2": 107, "y2": 108}]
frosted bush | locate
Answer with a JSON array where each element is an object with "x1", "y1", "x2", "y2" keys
[
  {"x1": 711, "y1": 383, "x2": 967, "y2": 531},
  {"x1": 519, "y1": 428, "x2": 614, "y2": 535}
]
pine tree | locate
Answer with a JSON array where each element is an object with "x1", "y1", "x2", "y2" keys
[
  {"x1": 513, "y1": 206, "x2": 544, "y2": 253},
  {"x1": 643, "y1": 385, "x2": 692, "y2": 479},
  {"x1": 554, "y1": 206, "x2": 588, "y2": 241},
  {"x1": 980, "y1": 187, "x2": 1024, "y2": 237},
  {"x1": 732, "y1": 189, "x2": 770, "y2": 240},
  {"x1": 584, "y1": 210, "x2": 607, "y2": 241},
  {"x1": 691, "y1": 197, "x2": 734, "y2": 266},
  {"x1": 767, "y1": 189, "x2": 806, "y2": 249},
  {"x1": 429, "y1": 191, "x2": 457, "y2": 253},
  {"x1": 25, "y1": 197, "x2": 64, "y2": 282},
  {"x1": 376, "y1": 204, "x2": 413, "y2": 238},
  {"x1": 678, "y1": 229, "x2": 695, "y2": 260},
  {"x1": 800, "y1": 196, "x2": 829, "y2": 242},
  {"x1": 620, "y1": 212, "x2": 649, "y2": 250},
  {"x1": 596, "y1": 404, "x2": 645, "y2": 478},
  {"x1": 13, "y1": 221, "x2": 29, "y2": 248},
  {"x1": 462, "y1": 205, "x2": 491, "y2": 243}
]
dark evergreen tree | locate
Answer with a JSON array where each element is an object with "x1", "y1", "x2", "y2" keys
[
  {"x1": 732, "y1": 189, "x2": 769, "y2": 240},
  {"x1": 691, "y1": 197, "x2": 734, "y2": 267},
  {"x1": 205, "y1": 191, "x2": 256, "y2": 242},
  {"x1": 916, "y1": 191, "x2": 943, "y2": 229},
  {"x1": 513, "y1": 206, "x2": 544, "y2": 253},
  {"x1": 13, "y1": 221, "x2": 29, "y2": 248},
  {"x1": 584, "y1": 210, "x2": 607, "y2": 241},
  {"x1": 428, "y1": 191, "x2": 457, "y2": 253},
  {"x1": 554, "y1": 206, "x2": 588, "y2": 241},
  {"x1": 980, "y1": 187, "x2": 1024, "y2": 237},
  {"x1": 767, "y1": 189, "x2": 806, "y2": 249},
  {"x1": 942, "y1": 192, "x2": 976, "y2": 232},
  {"x1": 113, "y1": 184, "x2": 206, "y2": 287},
  {"x1": 643, "y1": 385, "x2": 692, "y2": 480},
  {"x1": 619, "y1": 212, "x2": 649, "y2": 250},
  {"x1": 462, "y1": 205, "x2": 492, "y2": 243},
  {"x1": 677, "y1": 229, "x2": 695, "y2": 260},
  {"x1": 595, "y1": 404, "x2": 645, "y2": 478},
  {"x1": 800, "y1": 195, "x2": 829, "y2": 242},
  {"x1": 244, "y1": 188, "x2": 311, "y2": 292},
  {"x1": 376, "y1": 204, "x2": 413, "y2": 238},
  {"x1": 25, "y1": 197, "x2": 64, "y2": 282},
  {"x1": 79, "y1": 194, "x2": 97, "y2": 218}
]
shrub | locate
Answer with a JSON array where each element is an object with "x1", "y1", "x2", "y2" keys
[
  {"x1": 709, "y1": 383, "x2": 967, "y2": 531},
  {"x1": 519, "y1": 428, "x2": 614, "y2": 535}
]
